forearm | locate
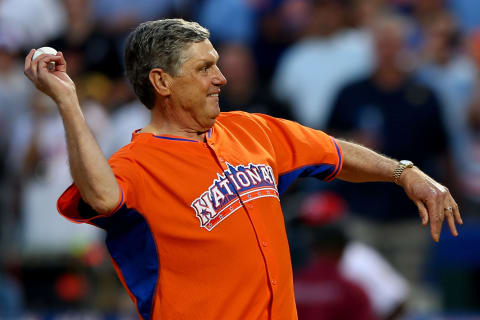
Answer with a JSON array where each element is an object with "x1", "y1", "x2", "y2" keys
[
  {"x1": 335, "y1": 139, "x2": 462, "y2": 241},
  {"x1": 58, "y1": 94, "x2": 120, "y2": 214},
  {"x1": 336, "y1": 139, "x2": 398, "y2": 183}
]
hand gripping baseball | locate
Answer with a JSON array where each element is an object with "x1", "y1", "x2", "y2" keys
[{"x1": 24, "y1": 49, "x2": 76, "y2": 105}]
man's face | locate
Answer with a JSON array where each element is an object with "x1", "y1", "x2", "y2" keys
[{"x1": 168, "y1": 39, "x2": 227, "y2": 132}]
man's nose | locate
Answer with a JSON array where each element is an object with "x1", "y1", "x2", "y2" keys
[{"x1": 213, "y1": 66, "x2": 227, "y2": 86}]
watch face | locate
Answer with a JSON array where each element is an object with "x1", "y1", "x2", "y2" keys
[{"x1": 400, "y1": 160, "x2": 413, "y2": 167}]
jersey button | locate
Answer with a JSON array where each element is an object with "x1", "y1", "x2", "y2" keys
[
  {"x1": 262, "y1": 241, "x2": 268, "y2": 247},
  {"x1": 219, "y1": 157, "x2": 224, "y2": 162},
  {"x1": 271, "y1": 280, "x2": 278, "y2": 286},
  {"x1": 247, "y1": 204, "x2": 254, "y2": 209}
]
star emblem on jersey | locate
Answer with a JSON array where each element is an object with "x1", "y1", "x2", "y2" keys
[{"x1": 191, "y1": 162, "x2": 279, "y2": 231}]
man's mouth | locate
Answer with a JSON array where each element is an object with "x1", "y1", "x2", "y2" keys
[{"x1": 207, "y1": 93, "x2": 219, "y2": 97}]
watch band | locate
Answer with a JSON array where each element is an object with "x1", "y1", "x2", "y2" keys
[{"x1": 393, "y1": 160, "x2": 414, "y2": 184}]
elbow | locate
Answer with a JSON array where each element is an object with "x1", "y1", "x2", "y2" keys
[
  {"x1": 89, "y1": 198, "x2": 119, "y2": 215},
  {"x1": 82, "y1": 189, "x2": 121, "y2": 216}
]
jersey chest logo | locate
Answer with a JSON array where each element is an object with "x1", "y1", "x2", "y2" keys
[{"x1": 191, "y1": 162, "x2": 279, "y2": 231}]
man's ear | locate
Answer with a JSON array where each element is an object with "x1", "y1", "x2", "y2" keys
[{"x1": 149, "y1": 68, "x2": 172, "y2": 97}]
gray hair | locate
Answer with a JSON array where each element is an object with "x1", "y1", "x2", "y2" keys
[{"x1": 125, "y1": 19, "x2": 210, "y2": 109}]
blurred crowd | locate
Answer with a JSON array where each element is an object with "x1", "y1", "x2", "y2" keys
[{"x1": 1, "y1": 0, "x2": 480, "y2": 318}]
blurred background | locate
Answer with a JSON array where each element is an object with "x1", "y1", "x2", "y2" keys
[{"x1": 1, "y1": 0, "x2": 480, "y2": 319}]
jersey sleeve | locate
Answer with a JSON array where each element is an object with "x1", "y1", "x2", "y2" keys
[
  {"x1": 57, "y1": 150, "x2": 142, "y2": 226},
  {"x1": 249, "y1": 113, "x2": 343, "y2": 195}
]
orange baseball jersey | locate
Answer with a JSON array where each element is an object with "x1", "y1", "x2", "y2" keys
[{"x1": 57, "y1": 111, "x2": 343, "y2": 320}]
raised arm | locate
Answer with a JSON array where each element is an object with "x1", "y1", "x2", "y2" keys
[
  {"x1": 24, "y1": 49, "x2": 120, "y2": 214},
  {"x1": 336, "y1": 139, "x2": 462, "y2": 242}
]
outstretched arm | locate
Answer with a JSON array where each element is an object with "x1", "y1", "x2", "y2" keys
[
  {"x1": 24, "y1": 49, "x2": 120, "y2": 214},
  {"x1": 336, "y1": 139, "x2": 462, "y2": 242}
]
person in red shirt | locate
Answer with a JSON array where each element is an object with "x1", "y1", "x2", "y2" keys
[
  {"x1": 295, "y1": 226, "x2": 376, "y2": 320},
  {"x1": 24, "y1": 18, "x2": 462, "y2": 320}
]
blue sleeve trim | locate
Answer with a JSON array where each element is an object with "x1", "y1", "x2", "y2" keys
[
  {"x1": 154, "y1": 136, "x2": 199, "y2": 142},
  {"x1": 278, "y1": 164, "x2": 336, "y2": 195},
  {"x1": 91, "y1": 206, "x2": 159, "y2": 320},
  {"x1": 325, "y1": 138, "x2": 343, "y2": 182}
]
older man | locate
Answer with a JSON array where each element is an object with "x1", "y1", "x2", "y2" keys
[{"x1": 24, "y1": 19, "x2": 461, "y2": 320}]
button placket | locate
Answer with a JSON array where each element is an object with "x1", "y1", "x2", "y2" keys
[
  {"x1": 206, "y1": 141, "x2": 227, "y2": 169},
  {"x1": 247, "y1": 209, "x2": 278, "y2": 294}
]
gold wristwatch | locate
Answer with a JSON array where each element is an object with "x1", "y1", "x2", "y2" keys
[{"x1": 393, "y1": 160, "x2": 414, "y2": 184}]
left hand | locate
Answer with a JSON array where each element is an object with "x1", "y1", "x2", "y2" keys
[{"x1": 399, "y1": 167, "x2": 462, "y2": 242}]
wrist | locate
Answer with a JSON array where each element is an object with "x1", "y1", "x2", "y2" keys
[
  {"x1": 55, "y1": 91, "x2": 80, "y2": 110},
  {"x1": 398, "y1": 165, "x2": 419, "y2": 188},
  {"x1": 393, "y1": 160, "x2": 414, "y2": 185}
]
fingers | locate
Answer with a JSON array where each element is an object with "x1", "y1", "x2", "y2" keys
[
  {"x1": 24, "y1": 49, "x2": 36, "y2": 81},
  {"x1": 26, "y1": 50, "x2": 63, "y2": 76},
  {"x1": 37, "y1": 55, "x2": 62, "y2": 72},
  {"x1": 452, "y1": 202, "x2": 463, "y2": 225},
  {"x1": 24, "y1": 49, "x2": 75, "y2": 102},
  {"x1": 423, "y1": 197, "x2": 443, "y2": 242},
  {"x1": 445, "y1": 198, "x2": 462, "y2": 238},
  {"x1": 24, "y1": 49, "x2": 35, "y2": 72},
  {"x1": 428, "y1": 192, "x2": 462, "y2": 241},
  {"x1": 415, "y1": 200, "x2": 428, "y2": 226},
  {"x1": 56, "y1": 51, "x2": 67, "y2": 72},
  {"x1": 445, "y1": 210, "x2": 458, "y2": 237},
  {"x1": 30, "y1": 55, "x2": 64, "y2": 89},
  {"x1": 57, "y1": 51, "x2": 66, "y2": 64},
  {"x1": 25, "y1": 49, "x2": 44, "y2": 81},
  {"x1": 400, "y1": 167, "x2": 462, "y2": 242}
]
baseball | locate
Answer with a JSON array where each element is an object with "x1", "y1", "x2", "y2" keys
[
  {"x1": 33, "y1": 47, "x2": 57, "y2": 60},
  {"x1": 32, "y1": 47, "x2": 58, "y2": 71}
]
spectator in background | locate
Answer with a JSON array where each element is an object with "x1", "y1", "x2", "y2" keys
[
  {"x1": 46, "y1": 0, "x2": 148, "y2": 148},
  {"x1": 46, "y1": 0, "x2": 124, "y2": 79},
  {"x1": 195, "y1": 0, "x2": 257, "y2": 45},
  {"x1": 0, "y1": 0, "x2": 66, "y2": 48},
  {"x1": 326, "y1": 13, "x2": 449, "y2": 309},
  {"x1": 7, "y1": 0, "x2": 125, "y2": 257},
  {"x1": 272, "y1": 0, "x2": 374, "y2": 129},
  {"x1": 457, "y1": 30, "x2": 480, "y2": 213},
  {"x1": 105, "y1": 96, "x2": 150, "y2": 157},
  {"x1": 217, "y1": 42, "x2": 293, "y2": 119},
  {"x1": 93, "y1": 0, "x2": 186, "y2": 33},
  {"x1": 0, "y1": 30, "x2": 34, "y2": 289},
  {"x1": 92, "y1": 0, "x2": 195, "y2": 78},
  {"x1": 396, "y1": 0, "x2": 446, "y2": 26},
  {"x1": 388, "y1": 0, "x2": 480, "y2": 54},
  {"x1": 341, "y1": 241, "x2": 409, "y2": 320},
  {"x1": 0, "y1": 271, "x2": 23, "y2": 319},
  {"x1": 447, "y1": 0, "x2": 480, "y2": 34},
  {"x1": 291, "y1": 191, "x2": 409, "y2": 320},
  {"x1": 294, "y1": 224, "x2": 377, "y2": 320},
  {"x1": 254, "y1": 0, "x2": 311, "y2": 81},
  {"x1": 416, "y1": 11, "x2": 477, "y2": 208},
  {"x1": 8, "y1": 90, "x2": 110, "y2": 255},
  {"x1": 42, "y1": 0, "x2": 137, "y2": 139},
  {"x1": 0, "y1": 29, "x2": 35, "y2": 139}
]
